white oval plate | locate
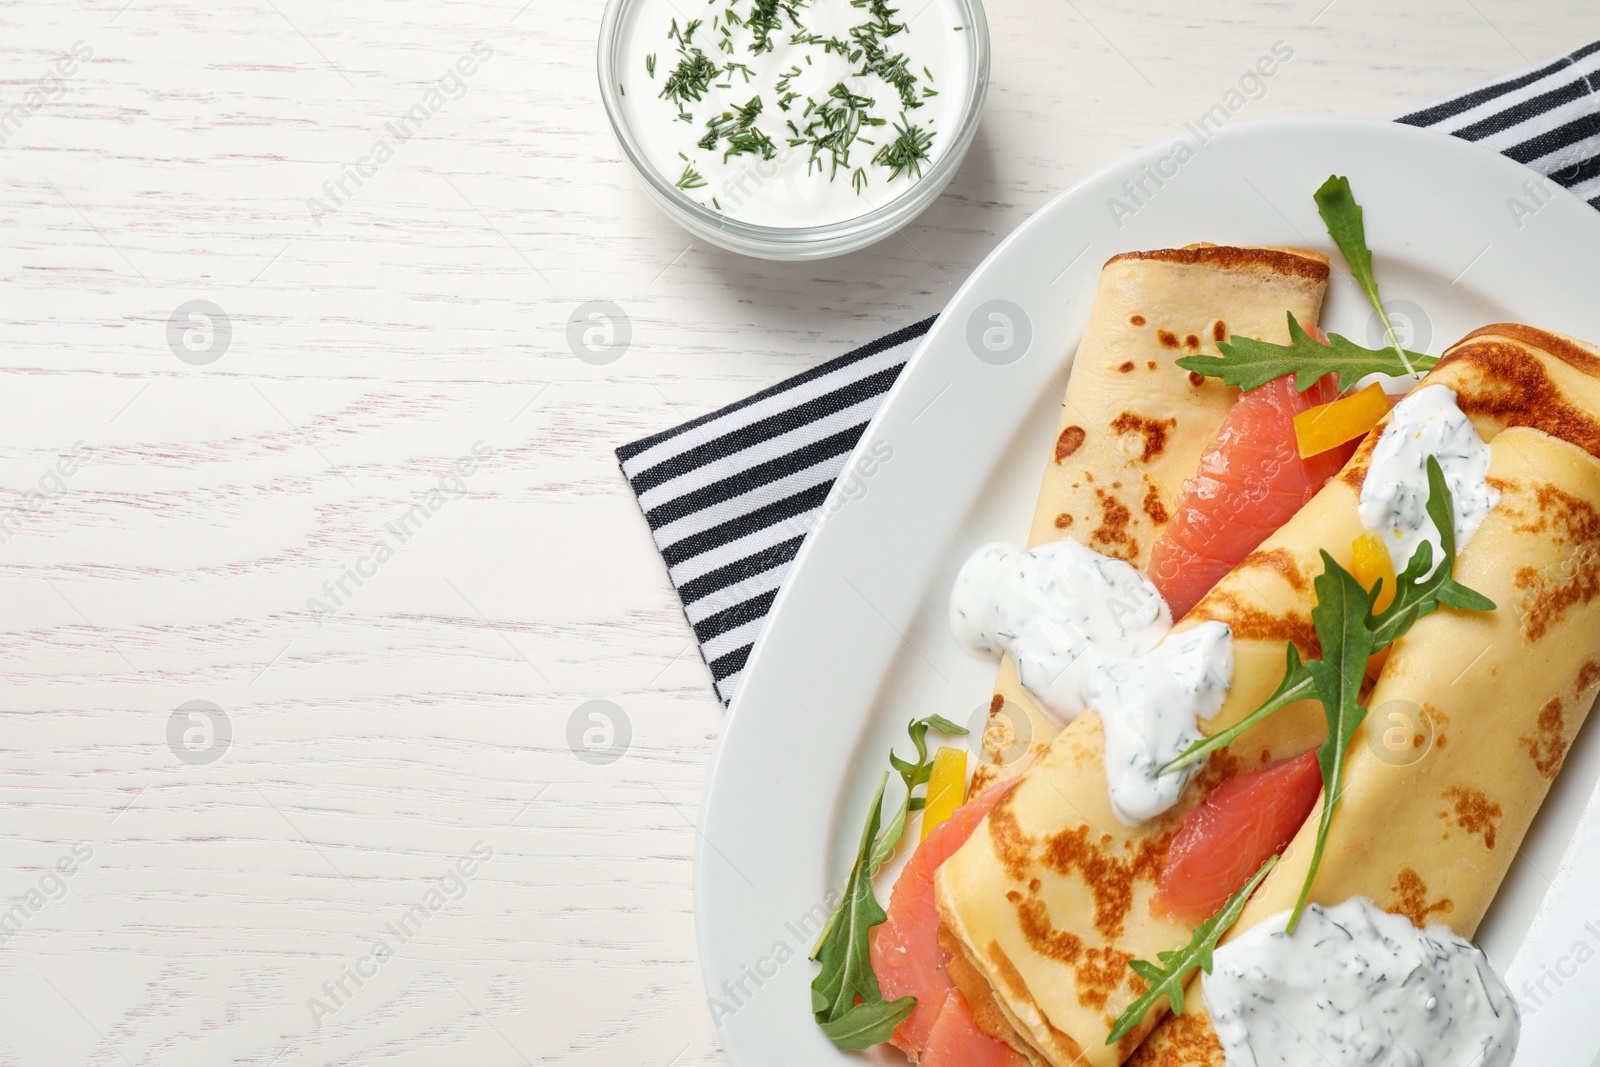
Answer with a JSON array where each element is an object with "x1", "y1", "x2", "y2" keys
[{"x1": 695, "y1": 117, "x2": 1600, "y2": 1066}]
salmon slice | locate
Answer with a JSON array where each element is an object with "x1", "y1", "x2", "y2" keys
[
  {"x1": 872, "y1": 780, "x2": 1020, "y2": 1062},
  {"x1": 922, "y1": 988, "x2": 1025, "y2": 1067},
  {"x1": 1150, "y1": 749, "x2": 1323, "y2": 926},
  {"x1": 1148, "y1": 368, "x2": 1358, "y2": 620}
]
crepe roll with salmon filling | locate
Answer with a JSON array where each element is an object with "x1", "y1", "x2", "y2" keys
[
  {"x1": 1127, "y1": 324, "x2": 1600, "y2": 1065},
  {"x1": 968, "y1": 245, "x2": 1333, "y2": 792}
]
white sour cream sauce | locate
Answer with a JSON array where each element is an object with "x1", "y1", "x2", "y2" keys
[
  {"x1": 1204, "y1": 897, "x2": 1519, "y2": 1067},
  {"x1": 1359, "y1": 384, "x2": 1498, "y2": 575},
  {"x1": 950, "y1": 540, "x2": 1232, "y2": 824},
  {"x1": 615, "y1": 0, "x2": 970, "y2": 227}
]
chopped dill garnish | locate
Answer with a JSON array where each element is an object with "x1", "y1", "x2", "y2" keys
[
  {"x1": 748, "y1": 0, "x2": 804, "y2": 54},
  {"x1": 660, "y1": 47, "x2": 719, "y2": 106},
  {"x1": 677, "y1": 163, "x2": 708, "y2": 190},
  {"x1": 851, "y1": 167, "x2": 867, "y2": 192},
  {"x1": 646, "y1": 53, "x2": 657, "y2": 77},
  {"x1": 872, "y1": 113, "x2": 934, "y2": 180},
  {"x1": 699, "y1": 95, "x2": 776, "y2": 160}
]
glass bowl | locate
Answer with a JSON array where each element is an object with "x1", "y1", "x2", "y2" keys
[{"x1": 596, "y1": 0, "x2": 991, "y2": 261}]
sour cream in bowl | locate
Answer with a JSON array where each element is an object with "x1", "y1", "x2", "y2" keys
[{"x1": 598, "y1": 0, "x2": 990, "y2": 259}]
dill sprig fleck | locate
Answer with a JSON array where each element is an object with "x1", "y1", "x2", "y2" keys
[
  {"x1": 660, "y1": 47, "x2": 719, "y2": 106},
  {"x1": 699, "y1": 95, "x2": 777, "y2": 161},
  {"x1": 646, "y1": 53, "x2": 657, "y2": 77},
  {"x1": 747, "y1": 0, "x2": 806, "y2": 54},
  {"x1": 872, "y1": 113, "x2": 934, "y2": 180},
  {"x1": 676, "y1": 163, "x2": 708, "y2": 190},
  {"x1": 791, "y1": 82, "x2": 883, "y2": 178}
]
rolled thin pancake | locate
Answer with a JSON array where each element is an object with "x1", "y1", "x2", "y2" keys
[
  {"x1": 973, "y1": 245, "x2": 1330, "y2": 791},
  {"x1": 941, "y1": 324, "x2": 1600, "y2": 1067},
  {"x1": 1125, "y1": 324, "x2": 1600, "y2": 1065},
  {"x1": 936, "y1": 456, "x2": 1361, "y2": 1066}
]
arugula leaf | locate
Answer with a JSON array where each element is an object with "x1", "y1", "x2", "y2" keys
[
  {"x1": 874, "y1": 714, "x2": 967, "y2": 874},
  {"x1": 818, "y1": 996, "x2": 919, "y2": 1050},
  {"x1": 810, "y1": 715, "x2": 967, "y2": 1050},
  {"x1": 1287, "y1": 552, "x2": 1376, "y2": 932},
  {"x1": 1158, "y1": 457, "x2": 1494, "y2": 779},
  {"x1": 1160, "y1": 646, "x2": 1313, "y2": 775},
  {"x1": 1177, "y1": 312, "x2": 1435, "y2": 395},
  {"x1": 1315, "y1": 175, "x2": 1418, "y2": 378},
  {"x1": 1105, "y1": 854, "x2": 1278, "y2": 1045},
  {"x1": 811, "y1": 771, "x2": 894, "y2": 1020}
]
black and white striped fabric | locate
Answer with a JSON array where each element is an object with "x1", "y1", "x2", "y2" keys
[{"x1": 619, "y1": 42, "x2": 1600, "y2": 707}]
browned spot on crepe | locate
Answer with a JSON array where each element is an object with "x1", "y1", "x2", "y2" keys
[
  {"x1": 1388, "y1": 867, "x2": 1454, "y2": 928},
  {"x1": 1054, "y1": 512, "x2": 1075, "y2": 529},
  {"x1": 1128, "y1": 1009, "x2": 1226, "y2": 1066},
  {"x1": 1055, "y1": 425, "x2": 1087, "y2": 463},
  {"x1": 1421, "y1": 703, "x2": 1450, "y2": 750},
  {"x1": 1213, "y1": 320, "x2": 1228, "y2": 344},
  {"x1": 1091, "y1": 488, "x2": 1137, "y2": 561},
  {"x1": 1009, "y1": 891, "x2": 1142, "y2": 1012},
  {"x1": 1442, "y1": 339, "x2": 1600, "y2": 458},
  {"x1": 1111, "y1": 412, "x2": 1176, "y2": 462},
  {"x1": 1340, "y1": 429, "x2": 1380, "y2": 492},
  {"x1": 1142, "y1": 483, "x2": 1169, "y2": 524},
  {"x1": 987, "y1": 784, "x2": 1037, "y2": 881},
  {"x1": 1522, "y1": 697, "x2": 1567, "y2": 779},
  {"x1": 1500, "y1": 484, "x2": 1600, "y2": 640},
  {"x1": 1455, "y1": 322, "x2": 1600, "y2": 377},
  {"x1": 1239, "y1": 547, "x2": 1309, "y2": 593},
  {"x1": 1188, "y1": 371, "x2": 1207, "y2": 387},
  {"x1": 1129, "y1": 314, "x2": 1146, "y2": 327},
  {"x1": 1147, "y1": 360, "x2": 1158, "y2": 371},
  {"x1": 1185, "y1": 334, "x2": 1200, "y2": 350},
  {"x1": 1191, "y1": 589, "x2": 1319, "y2": 658},
  {"x1": 1036, "y1": 823, "x2": 1172, "y2": 942},
  {"x1": 1158, "y1": 330, "x2": 1180, "y2": 349},
  {"x1": 1580, "y1": 659, "x2": 1600, "y2": 694},
  {"x1": 1119, "y1": 361, "x2": 1136, "y2": 373},
  {"x1": 1441, "y1": 786, "x2": 1502, "y2": 849}
]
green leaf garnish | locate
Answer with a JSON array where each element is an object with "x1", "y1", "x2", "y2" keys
[
  {"x1": 1160, "y1": 457, "x2": 1494, "y2": 779},
  {"x1": 1179, "y1": 175, "x2": 1435, "y2": 393},
  {"x1": 1160, "y1": 645, "x2": 1313, "y2": 775},
  {"x1": 818, "y1": 996, "x2": 919, "y2": 1050},
  {"x1": 810, "y1": 715, "x2": 967, "y2": 1050},
  {"x1": 1314, "y1": 175, "x2": 1417, "y2": 378},
  {"x1": 1177, "y1": 312, "x2": 1435, "y2": 395},
  {"x1": 1105, "y1": 854, "x2": 1278, "y2": 1045},
  {"x1": 1288, "y1": 551, "x2": 1376, "y2": 932}
]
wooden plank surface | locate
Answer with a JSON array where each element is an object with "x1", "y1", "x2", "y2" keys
[{"x1": 0, "y1": 0, "x2": 1592, "y2": 1063}]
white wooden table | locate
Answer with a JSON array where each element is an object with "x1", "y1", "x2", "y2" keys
[{"x1": 0, "y1": 1, "x2": 1592, "y2": 1063}]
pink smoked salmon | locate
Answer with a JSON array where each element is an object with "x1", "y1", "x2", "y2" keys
[
  {"x1": 1148, "y1": 363, "x2": 1359, "y2": 621},
  {"x1": 872, "y1": 780, "x2": 1024, "y2": 1066},
  {"x1": 1150, "y1": 749, "x2": 1323, "y2": 926}
]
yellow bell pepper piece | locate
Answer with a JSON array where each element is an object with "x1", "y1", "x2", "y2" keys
[
  {"x1": 920, "y1": 746, "x2": 968, "y2": 841},
  {"x1": 1293, "y1": 382, "x2": 1391, "y2": 459},
  {"x1": 1351, "y1": 529, "x2": 1397, "y2": 612}
]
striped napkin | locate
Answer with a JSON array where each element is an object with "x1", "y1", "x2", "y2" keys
[{"x1": 618, "y1": 41, "x2": 1600, "y2": 707}]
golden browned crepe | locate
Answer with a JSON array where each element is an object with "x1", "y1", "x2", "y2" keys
[
  {"x1": 973, "y1": 245, "x2": 1330, "y2": 791},
  {"x1": 1129, "y1": 324, "x2": 1600, "y2": 1065},
  {"x1": 941, "y1": 323, "x2": 1600, "y2": 1067}
]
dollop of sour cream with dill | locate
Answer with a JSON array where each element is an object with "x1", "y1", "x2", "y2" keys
[
  {"x1": 950, "y1": 540, "x2": 1232, "y2": 825},
  {"x1": 1358, "y1": 384, "x2": 1498, "y2": 575},
  {"x1": 1204, "y1": 897, "x2": 1519, "y2": 1067},
  {"x1": 615, "y1": 0, "x2": 970, "y2": 226}
]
